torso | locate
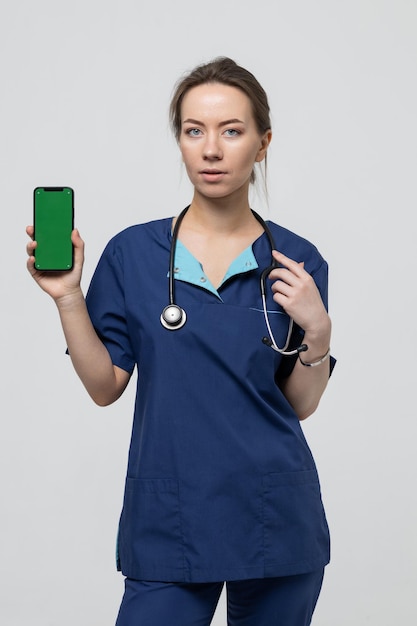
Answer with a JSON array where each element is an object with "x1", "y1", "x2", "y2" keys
[{"x1": 86, "y1": 217, "x2": 331, "y2": 583}]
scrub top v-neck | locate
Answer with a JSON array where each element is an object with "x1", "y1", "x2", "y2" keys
[{"x1": 85, "y1": 216, "x2": 332, "y2": 583}]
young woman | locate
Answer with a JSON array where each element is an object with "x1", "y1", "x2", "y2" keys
[{"x1": 27, "y1": 57, "x2": 334, "y2": 626}]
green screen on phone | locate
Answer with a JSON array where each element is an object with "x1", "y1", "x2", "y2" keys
[{"x1": 34, "y1": 187, "x2": 74, "y2": 271}]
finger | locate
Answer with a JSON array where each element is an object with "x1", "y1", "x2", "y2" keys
[
  {"x1": 271, "y1": 250, "x2": 305, "y2": 276},
  {"x1": 71, "y1": 228, "x2": 85, "y2": 248},
  {"x1": 26, "y1": 225, "x2": 34, "y2": 239},
  {"x1": 72, "y1": 230, "x2": 84, "y2": 257},
  {"x1": 272, "y1": 249, "x2": 297, "y2": 266},
  {"x1": 269, "y1": 266, "x2": 301, "y2": 289},
  {"x1": 26, "y1": 239, "x2": 37, "y2": 256},
  {"x1": 270, "y1": 276, "x2": 295, "y2": 297},
  {"x1": 26, "y1": 253, "x2": 37, "y2": 276},
  {"x1": 71, "y1": 230, "x2": 85, "y2": 274}
]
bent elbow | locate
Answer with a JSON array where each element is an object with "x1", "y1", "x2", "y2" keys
[
  {"x1": 298, "y1": 408, "x2": 315, "y2": 421},
  {"x1": 88, "y1": 388, "x2": 122, "y2": 407},
  {"x1": 296, "y1": 400, "x2": 320, "y2": 421},
  {"x1": 85, "y1": 369, "x2": 130, "y2": 407},
  {"x1": 92, "y1": 396, "x2": 115, "y2": 407}
]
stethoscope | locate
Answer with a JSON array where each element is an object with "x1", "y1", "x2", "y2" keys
[{"x1": 160, "y1": 206, "x2": 308, "y2": 357}]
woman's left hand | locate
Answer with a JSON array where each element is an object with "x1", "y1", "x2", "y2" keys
[{"x1": 269, "y1": 250, "x2": 329, "y2": 335}]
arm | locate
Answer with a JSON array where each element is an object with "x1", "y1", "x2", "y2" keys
[
  {"x1": 269, "y1": 250, "x2": 332, "y2": 420},
  {"x1": 26, "y1": 227, "x2": 130, "y2": 406}
]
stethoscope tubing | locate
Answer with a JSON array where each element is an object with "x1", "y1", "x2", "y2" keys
[
  {"x1": 161, "y1": 206, "x2": 307, "y2": 356},
  {"x1": 168, "y1": 205, "x2": 189, "y2": 307}
]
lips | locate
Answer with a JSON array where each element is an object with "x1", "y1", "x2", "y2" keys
[{"x1": 199, "y1": 169, "x2": 226, "y2": 182}]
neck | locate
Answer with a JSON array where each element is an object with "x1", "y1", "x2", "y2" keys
[{"x1": 185, "y1": 194, "x2": 257, "y2": 236}]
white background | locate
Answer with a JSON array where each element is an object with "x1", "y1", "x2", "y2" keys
[{"x1": 1, "y1": 0, "x2": 416, "y2": 624}]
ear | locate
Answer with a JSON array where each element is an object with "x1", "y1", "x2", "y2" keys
[{"x1": 255, "y1": 129, "x2": 272, "y2": 163}]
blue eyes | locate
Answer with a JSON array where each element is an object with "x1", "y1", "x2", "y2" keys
[{"x1": 185, "y1": 128, "x2": 241, "y2": 137}]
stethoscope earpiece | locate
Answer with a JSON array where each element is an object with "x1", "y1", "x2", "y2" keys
[{"x1": 160, "y1": 305, "x2": 187, "y2": 330}]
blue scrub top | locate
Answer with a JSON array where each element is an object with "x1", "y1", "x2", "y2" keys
[{"x1": 85, "y1": 216, "x2": 332, "y2": 583}]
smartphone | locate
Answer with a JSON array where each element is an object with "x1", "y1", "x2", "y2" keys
[{"x1": 33, "y1": 187, "x2": 74, "y2": 271}]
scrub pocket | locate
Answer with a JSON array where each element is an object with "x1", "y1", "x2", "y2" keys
[
  {"x1": 118, "y1": 477, "x2": 184, "y2": 578},
  {"x1": 263, "y1": 469, "x2": 330, "y2": 575}
]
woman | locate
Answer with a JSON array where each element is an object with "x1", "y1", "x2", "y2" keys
[{"x1": 27, "y1": 57, "x2": 334, "y2": 626}]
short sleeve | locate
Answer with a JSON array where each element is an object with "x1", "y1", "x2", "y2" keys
[
  {"x1": 85, "y1": 239, "x2": 136, "y2": 374},
  {"x1": 275, "y1": 258, "x2": 336, "y2": 381}
]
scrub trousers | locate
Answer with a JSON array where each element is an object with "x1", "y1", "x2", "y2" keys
[{"x1": 115, "y1": 569, "x2": 324, "y2": 626}]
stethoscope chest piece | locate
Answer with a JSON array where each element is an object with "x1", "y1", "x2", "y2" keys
[
  {"x1": 160, "y1": 205, "x2": 308, "y2": 355},
  {"x1": 160, "y1": 304, "x2": 187, "y2": 330}
]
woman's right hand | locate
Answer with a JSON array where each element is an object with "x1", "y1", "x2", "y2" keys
[{"x1": 26, "y1": 226, "x2": 85, "y2": 302}]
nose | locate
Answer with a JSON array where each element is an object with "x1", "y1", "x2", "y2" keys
[{"x1": 203, "y1": 133, "x2": 223, "y2": 160}]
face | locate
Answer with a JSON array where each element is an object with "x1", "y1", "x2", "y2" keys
[{"x1": 179, "y1": 83, "x2": 271, "y2": 201}]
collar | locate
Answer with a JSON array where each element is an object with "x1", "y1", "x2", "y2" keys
[{"x1": 169, "y1": 240, "x2": 259, "y2": 298}]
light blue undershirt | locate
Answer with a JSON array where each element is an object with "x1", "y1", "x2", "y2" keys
[{"x1": 171, "y1": 240, "x2": 259, "y2": 299}]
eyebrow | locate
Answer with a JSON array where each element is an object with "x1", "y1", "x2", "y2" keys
[{"x1": 182, "y1": 118, "x2": 245, "y2": 127}]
